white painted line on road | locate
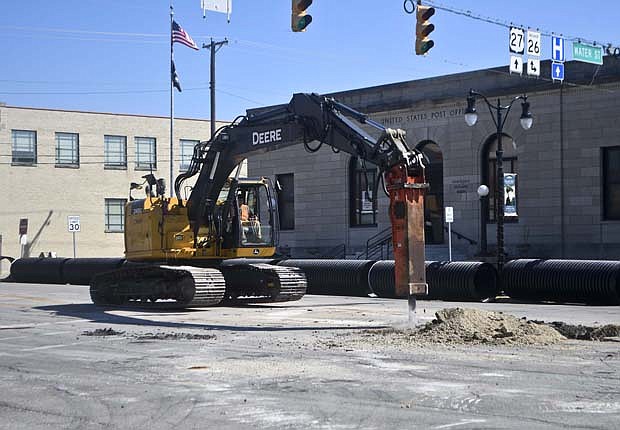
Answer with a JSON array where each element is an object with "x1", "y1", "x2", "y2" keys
[
  {"x1": 0, "y1": 324, "x2": 36, "y2": 330},
  {"x1": 21, "y1": 342, "x2": 84, "y2": 352},
  {"x1": 434, "y1": 419, "x2": 487, "y2": 429},
  {"x1": 0, "y1": 320, "x2": 78, "y2": 331},
  {"x1": 0, "y1": 329, "x2": 74, "y2": 342}
]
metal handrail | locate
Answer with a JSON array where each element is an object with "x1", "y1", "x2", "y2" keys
[
  {"x1": 360, "y1": 224, "x2": 477, "y2": 260},
  {"x1": 443, "y1": 226, "x2": 478, "y2": 245}
]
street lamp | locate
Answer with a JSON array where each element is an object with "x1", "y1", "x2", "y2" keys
[{"x1": 465, "y1": 89, "x2": 533, "y2": 274}]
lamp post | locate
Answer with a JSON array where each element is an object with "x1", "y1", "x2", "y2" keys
[{"x1": 465, "y1": 89, "x2": 533, "y2": 274}]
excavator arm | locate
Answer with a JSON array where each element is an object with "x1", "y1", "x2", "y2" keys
[{"x1": 176, "y1": 92, "x2": 428, "y2": 299}]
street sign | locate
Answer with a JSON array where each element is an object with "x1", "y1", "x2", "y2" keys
[
  {"x1": 445, "y1": 206, "x2": 454, "y2": 262},
  {"x1": 527, "y1": 30, "x2": 541, "y2": 57},
  {"x1": 552, "y1": 62, "x2": 565, "y2": 82},
  {"x1": 551, "y1": 36, "x2": 565, "y2": 62},
  {"x1": 527, "y1": 58, "x2": 540, "y2": 76},
  {"x1": 573, "y1": 42, "x2": 603, "y2": 65},
  {"x1": 19, "y1": 218, "x2": 28, "y2": 235},
  {"x1": 510, "y1": 55, "x2": 523, "y2": 75},
  {"x1": 445, "y1": 206, "x2": 454, "y2": 223},
  {"x1": 509, "y1": 27, "x2": 525, "y2": 54},
  {"x1": 67, "y1": 215, "x2": 81, "y2": 232}
]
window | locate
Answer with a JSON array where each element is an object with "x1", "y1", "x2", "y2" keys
[
  {"x1": 418, "y1": 141, "x2": 444, "y2": 244},
  {"x1": 11, "y1": 130, "x2": 37, "y2": 164},
  {"x1": 105, "y1": 199, "x2": 127, "y2": 232},
  {"x1": 276, "y1": 173, "x2": 295, "y2": 230},
  {"x1": 55, "y1": 132, "x2": 79, "y2": 167},
  {"x1": 603, "y1": 146, "x2": 620, "y2": 220},
  {"x1": 180, "y1": 139, "x2": 199, "y2": 171},
  {"x1": 349, "y1": 157, "x2": 377, "y2": 227},
  {"x1": 483, "y1": 134, "x2": 518, "y2": 222},
  {"x1": 135, "y1": 137, "x2": 156, "y2": 170},
  {"x1": 104, "y1": 135, "x2": 127, "y2": 169}
]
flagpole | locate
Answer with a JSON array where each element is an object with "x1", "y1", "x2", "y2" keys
[{"x1": 169, "y1": 2, "x2": 174, "y2": 198}]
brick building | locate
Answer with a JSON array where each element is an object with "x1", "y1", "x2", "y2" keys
[{"x1": 0, "y1": 106, "x2": 227, "y2": 275}]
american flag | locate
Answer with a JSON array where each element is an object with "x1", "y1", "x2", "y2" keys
[{"x1": 172, "y1": 20, "x2": 199, "y2": 50}]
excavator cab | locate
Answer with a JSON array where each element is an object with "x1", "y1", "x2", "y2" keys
[{"x1": 220, "y1": 178, "x2": 278, "y2": 252}]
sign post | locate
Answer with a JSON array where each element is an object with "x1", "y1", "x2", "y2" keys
[
  {"x1": 18, "y1": 218, "x2": 28, "y2": 258},
  {"x1": 445, "y1": 206, "x2": 454, "y2": 262},
  {"x1": 67, "y1": 215, "x2": 81, "y2": 258}
]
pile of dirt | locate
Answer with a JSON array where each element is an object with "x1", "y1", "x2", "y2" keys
[
  {"x1": 80, "y1": 328, "x2": 216, "y2": 341},
  {"x1": 134, "y1": 332, "x2": 216, "y2": 341},
  {"x1": 352, "y1": 308, "x2": 566, "y2": 347},
  {"x1": 548, "y1": 322, "x2": 620, "y2": 341},
  {"x1": 416, "y1": 308, "x2": 566, "y2": 345},
  {"x1": 82, "y1": 328, "x2": 125, "y2": 337}
]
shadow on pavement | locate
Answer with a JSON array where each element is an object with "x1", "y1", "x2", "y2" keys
[{"x1": 35, "y1": 303, "x2": 389, "y2": 333}]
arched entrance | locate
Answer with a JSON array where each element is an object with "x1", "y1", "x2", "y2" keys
[{"x1": 417, "y1": 140, "x2": 444, "y2": 244}]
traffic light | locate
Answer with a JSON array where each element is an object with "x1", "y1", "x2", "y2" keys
[
  {"x1": 291, "y1": 0, "x2": 312, "y2": 32},
  {"x1": 415, "y1": 4, "x2": 435, "y2": 55}
]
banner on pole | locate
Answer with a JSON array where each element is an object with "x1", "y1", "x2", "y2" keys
[{"x1": 504, "y1": 173, "x2": 518, "y2": 217}]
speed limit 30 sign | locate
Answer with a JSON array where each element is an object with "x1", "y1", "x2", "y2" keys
[{"x1": 67, "y1": 215, "x2": 81, "y2": 232}]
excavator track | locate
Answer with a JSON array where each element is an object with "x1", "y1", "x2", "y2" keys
[
  {"x1": 89, "y1": 265, "x2": 226, "y2": 309},
  {"x1": 220, "y1": 263, "x2": 307, "y2": 304}
]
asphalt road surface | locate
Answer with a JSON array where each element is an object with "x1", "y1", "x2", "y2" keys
[{"x1": 0, "y1": 281, "x2": 618, "y2": 429}]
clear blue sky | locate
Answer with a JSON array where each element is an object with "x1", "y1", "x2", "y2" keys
[{"x1": 1, "y1": 0, "x2": 618, "y2": 121}]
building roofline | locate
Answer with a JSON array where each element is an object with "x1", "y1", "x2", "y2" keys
[{"x1": 0, "y1": 104, "x2": 215, "y2": 122}]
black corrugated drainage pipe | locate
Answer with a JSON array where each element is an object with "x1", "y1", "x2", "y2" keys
[
  {"x1": 62, "y1": 258, "x2": 126, "y2": 285},
  {"x1": 277, "y1": 259, "x2": 375, "y2": 297},
  {"x1": 502, "y1": 259, "x2": 620, "y2": 305},
  {"x1": 368, "y1": 260, "x2": 499, "y2": 302},
  {"x1": 9, "y1": 257, "x2": 71, "y2": 284}
]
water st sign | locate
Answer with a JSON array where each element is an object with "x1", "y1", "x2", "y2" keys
[{"x1": 573, "y1": 42, "x2": 603, "y2": 65}]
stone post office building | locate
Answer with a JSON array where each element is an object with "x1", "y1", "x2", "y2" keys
[{"x1": 248, "y1": 57, "x2": 620, "y2": 261}]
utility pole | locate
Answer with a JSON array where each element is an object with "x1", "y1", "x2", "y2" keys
[{"x1": 203, "y1": 38, "x2": 228, "y2": 136}]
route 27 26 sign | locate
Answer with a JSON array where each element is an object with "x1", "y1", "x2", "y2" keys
[
  {"x1": 67, "y1": 215, "x2": 81, "y2": 232},
  {"x1": 509, "y1": 27, "x2": 525, "y2": 54}
]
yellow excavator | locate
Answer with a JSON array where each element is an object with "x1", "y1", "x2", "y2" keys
[{"x1": 88, "y1": 93, "x2": 428, "y2": 309}]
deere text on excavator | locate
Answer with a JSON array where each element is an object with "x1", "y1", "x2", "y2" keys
[{"x1": 88, "y1": 93, "x2": 428, "y2": 309}]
